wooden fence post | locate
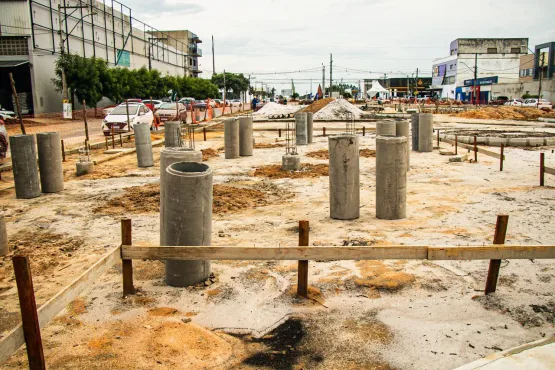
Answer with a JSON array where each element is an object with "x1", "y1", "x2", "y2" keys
[
  {"x1": 121, "y1": 218, "x2": 134, "y2": 296},
  {"x1": 484, "y1": 215, "x2": 509, "y2": 294},
  {"x1": 473, "y1": 136, "x2": 478, "y2": 162},
  {"x1": 363, "y1": 126, "x2": 366, "y2": 136},
  {"x1": 111, "y1": 126, "x2": 115, "y2": 150},
  {"x1": 13, "y1": 256, "x2": 46, "y2": 370},
  {"x1": 61, "y1": 140, "x2": 66, "y2": 162},
  {"x1": 323, "y1": 127, "x2": 326, "y2": 137},
  {"x1": 540, "y1": 153, "x2": 545, "y2": 186},
  {"x1": 437, "y1": 129, "x2": 440, "y2": 147},
  {"x1": 454, "y1": 135, "x2": 458, "y2": 155},
  {"x1": 203, "y1": 127, "x2": 207, "y2": 141},
  {"x1": 297, "y1": 220, "x2": 309, "y2": 298},
  {"x1": 278, "y1": 128, "x2": 282, "y2": 138},
  {"x1": 500, "y1": 144, "x2": 504, "y2": 172}
]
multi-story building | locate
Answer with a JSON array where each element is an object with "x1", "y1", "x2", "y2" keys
[
  {"x1": 431, "y1": 38, "x2": 528, "y2": 102},
  {"x1": 148, "y1": 30, "x2": 202, "y2": 77},
  {"x1": 364, "y1": 77, "x2": 432, "y2": 97},
  {"x1": 0, "y1": 0, "x2": 200, "y2": 114}
]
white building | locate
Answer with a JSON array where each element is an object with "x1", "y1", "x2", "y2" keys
[
  {"x1": 432, "y1": 38, "x2": 528, "y2": 102},
  {"x1": 0, "y1": 0, "x2": 200, "y2": 114}
]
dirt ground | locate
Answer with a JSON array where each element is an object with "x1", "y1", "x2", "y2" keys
[{"x1": 1, "y1": 118, "x2": 555, "y2": 370}]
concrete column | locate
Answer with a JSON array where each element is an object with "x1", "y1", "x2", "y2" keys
[
  {"x1": 295, "y1": 112, "x2": 308, "y2": 145},
  {"x1": 0, "y1": 215, "x2": 8, "y2": 256},
  {"x1": 376, "y1": 136, "x2": 407, "y2": 220},
  {"x1": 238, "y1": 116, "x2": 253, "y2": 156},
  {"x1": 36, "y1": 132, "x2": 64, "y2": 193},
  {"x1": 282, "y1": 154, "x2": 301, "y2": 171},
  {"x1": 411, "y1": 114, "x2": 419, "y2": 151},
  {"x1": 329, "y1": 135, "x2": 360, "y2": 220},
  {"x1": 160, "y1": 147, "x2": 202, "y2": 207},
  {"x1": 134, "y1": 123, "x2": 154, "y2": 167},
  {"x1": 306, "y1": 112, "x2": 314, "y2": 143},
  {"x1": 224, "y1": 118, "x2": 240, "y2": 159},
  {"x1": 76, "y1": 162, "x2": 94, "y2": 176},
  {"x1": 376, "y1": 121, "x2": 396, "y2": 136},
  {"x1": 161, "y1": 162, "x2": 212, "y2": 287},
  {"x1": 418, "y1": 113, "x2": 434, "y2": 152},
  {"x1": 164, "y1": 121, "x2": 181, "y2": 148},
  {"x1": 9, "y1": 135, "x2": 41, "y2": 199},
  {"x1": 395, "y1": 121, "x2": 410, "y2": 171}
]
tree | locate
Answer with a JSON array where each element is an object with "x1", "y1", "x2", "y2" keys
[
  {"x1": 53, "y1": 54, "x2": 104, "y2": 106},
  {"x1": 211, "y1": 72, "x2": 249, "y2": 99}
]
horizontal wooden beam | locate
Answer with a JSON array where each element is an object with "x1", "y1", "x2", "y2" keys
[
  {"x1": 0, "y1": 246, "x2": 121, "y2": 364},
  {"x1": 121, "y1": 245, "x2": 555, "y2": 261},
  {"x1": 440, "y1": 137, "x2": 504, "y2": 160},
  {"x1": 544, "y1": 166, "x2": 555, "y2": 176}
]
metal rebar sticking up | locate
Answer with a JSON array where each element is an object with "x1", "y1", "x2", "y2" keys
[
  {"x1": 285, "y1": 121, "x2": 297, "y2": 155},
  {"x1": 345, "y1": 112, "x2": 355, "y2": 135},
  {"x1": 182, "y1": 123, "x2": 196, "y2": 150}
]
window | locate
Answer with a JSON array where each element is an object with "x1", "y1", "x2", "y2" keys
[
  {"x1": 511, "y1": 47, "x2": 521, "y2": 53},
  {"x1": 487, "y1": 47, "x2": 497, "y2": 54},
  {"x1": 0, "y1": 37, "x2": 29, "y2": 56}
]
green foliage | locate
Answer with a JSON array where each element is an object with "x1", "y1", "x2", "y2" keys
[
  {"x1": 522, "y1": 93, "x2": 539, "y2": 99},
  {"x1": 291, "y1": 92, "x2": 300, "y2": 99},
  {"x1": 211, "y1": 72, "x2": 249, "y2": 99},
  {"x1": 53, "y1": 54, "x2": 219, "y2": 104}
]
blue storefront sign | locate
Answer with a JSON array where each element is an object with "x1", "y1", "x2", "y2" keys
[{"x1": 463, "y1": 76, "x2": 498, "y2": 87}]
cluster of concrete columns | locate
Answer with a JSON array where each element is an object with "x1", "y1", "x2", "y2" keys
[
  {"x1": 160, "y1": 149, "x2": 211, "y2": 287},
  {"x1": 134, "y1": 122, "x2": 154, "y2": 167},
  {"x1": 224, "y1": 117, "x2": 253, "y2": 159},
  {"x1": 10, "y1": 132, "x2": 64, "y2": 199}
]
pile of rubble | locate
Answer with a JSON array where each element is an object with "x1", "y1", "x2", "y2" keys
[
  {"x1": 314, "y1": 99, "x2": 364, "y2": 120},
  {"x1": 253, "y1": 102, "x2": 303, "y2": 119}
]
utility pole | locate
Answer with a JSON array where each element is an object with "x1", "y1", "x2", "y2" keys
[
  {"x1": 322, "y1": 64, "x2": 325, "y2": 99},
  {"x1": 415, "y1": 68, "x2": 419, "y2": 96},
  {"x1": 473, "y1": 53, "x2": 478, "y2": 106},
  {"x1": 211, "y1": 35, "x2": 215, "y2": 75},
  {"x1": 57, "y1": 5, "x2": 68, "y2": 103},
  {"x1": 329, "y1": 53, "x2": 333, "y2": 97},
  {"x1": 537, "y1": 52, "x2": 545, "y2": 107},
  {"x1": 223, "y1": 69, "x2": 226, "y2": 104},
  {"x1": 310, "y1": 78, "x2": 312, "y2": 96},
  {"x1": 407, "y1": 75, "x2": 409, "y2": 97}
]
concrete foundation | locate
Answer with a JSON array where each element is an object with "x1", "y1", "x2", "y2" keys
[
  {"x1": 306, "y1": 112, "x2": 314, "y2": 143},
  {"x1": 0, "y1": 215, "x2": 7, "y2": 256},
  {"x1": 282, "y1": 154, "x2": 301, "y2": 171},
  {"x1": 295, "y1": 112, "x2": 308, "y2": 145},
  {"x1": 134, "y1": 123, "x2": 154, "y2": 167},
  {"x1": 376, "y1": 136, "x2": 407, "y2": 220},
  {"x1": 395, "y1": 121, "x2": 410, "y2": 171},
  {"x1": 329, "y1": 135, "x2": 360, "y2": 220},
  {"x1": 238, "y1": 116, "x2": 254, "y2": 156},
  {"x1": 224, "y1": 118, "x2": 240, "y2": 159},
  {"x1": 36, "y1": 132, "x2": 64, "y2": 193},
  {"x1": 161, "y1": 162, "x2": 212, "y2": 287},
  {"x1": 376, "y1": 121, "x2": 396, "y2": 136},
  {"x1": 411, "y1": 113, "x2": 419, "y2": 151},
  {"x1": 164, "y1": 121, "x2": 181, "y2": 148},
  {"x1": 76, "y1": 161, "x2": 94, "y2": 176},
  {"x1": 9, "y1": 135, "x2": 41, "y2": 199},
  {"x1": 418, "y1": 113, "x2": 434, "y2": 152}
]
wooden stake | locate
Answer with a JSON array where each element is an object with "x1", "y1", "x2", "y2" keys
[
  {"x1": 121, "y1": 218, "x2": 134, "y2": 296},
  {"x1": 500, "y1": 144, "x2": 504, "y2": 172},
  {"x1": 297, "y1": 220, "x2": 309, "y2": 298},
  {"x1": 82, "y1": 100, "x2": 89, "y2": 143},
  {"x1": 111, "y1": 125, "x2": 115, "y2": 149},
  {"x1": 9, "y1": 73, "x2": 25, "y2": 135},
  {"x1": 454, "y1": 135, "x2": 458, "y2": 155},
  {"x1": 12, "y1": 256, "x2": 46, "y2": 370},
  {"x1": 363, "y1": 126, "x2": 366, "y2": 136},
  {"x1": 61, "y1": 139, "x2": 66, "y2": 162},
  {"x1": 278, "y1": 128, "x2": 281, "y2": 138},
  {"x1": 119, "y1": 133, "x2": 123, "y2": 147},
  {"x1": 540, "y1": 153, "x2": 545, "y2": 186},
  {"x1": 323, "y1": 127, "x2": 326, "y2": 137},
  {"x1": 437, "y1": 129, "x2": 440, "y2": 147},
  {"x1": 203, "y1": 127, "x2": 207, "y2": 141},
  {"x1": 485, "y1": 215, "x2": 509, "y2": 295},
  {"x1": 473, "y1": 136, "x2": 478, "y2": 162}
]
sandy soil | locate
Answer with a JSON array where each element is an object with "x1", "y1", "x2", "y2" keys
[{"x1": 1, "y1": 119, "x2": 554, "y2": 369}]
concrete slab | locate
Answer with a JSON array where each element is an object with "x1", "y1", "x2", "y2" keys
[
  {"x1": 488, "y1": 137, "x2": 508, "y2": 147},
  {"x1": 528, "y1": 138, "x2": 546, "y2": 147},
  {"x1": 508, "y1": 138, "x2": 529, "y2": 147},
  {"x1": 104, "y1": 148, "x2": 134, "y2": 154},
  {"x1": 440, "y1": 149, "x2": 456, "y2": 156},
  {"x1": 449, "y1": 154, "x2": 468, "y2": 162}
]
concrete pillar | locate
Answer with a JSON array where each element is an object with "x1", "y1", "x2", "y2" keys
[
  {"x1": 295, "y1": 112, "x2": 308, "y2": 145},
  {"x1": 134, "y1": 122, "x2": 154, "y2": 167},
  {"x1": 376, "y1": 136, "x2": 407, "y2": 220},
  {"x1": 160, "y1": 147, "x2": 202, "y2": 207},
  {"x1": 161, "y1": 162, "x2": 212, "y2": 287},
  {"x1": 376, "y1": 121, "x2": 396, "y2": 136},
  {"x1": 164, "y1": 121, "x2": 181, "y2": 148},
  {"x1": 76, "y1": 162, "x2": 94, "y2": 176},
  {"x1": 411, "y1": 114, "x2": 419, "y2": 151},
  {"x1": 238, "y1": 116, "x2": 253, "y2": 156},
  {"x1": 36, "y1": 132, "x2": 64, "y2": 193},
  {"x1": 224, "y1": 118, "x2": 240, "y2": 159},
  {"x1": 0, "y1": 215, "x2": 8, "y2": 256},
  {"x1": 306, "y1": 112, "x2": 314, "y2": 143},
  {"x1": 395, "y1": 121, "x2": 410, "y2": 171},
  {"x1": 329, "y1": 135, "x2": 360, "y2": 220},
  {"x1": 418, "y1": 113, "x2": 433, "y2": 153},
  {"x1": 282, "y1": 154, "x2": 301, "y2": 171},
  {"x1": 9, "y1": 135, "x2": 41, "y2": 199}
]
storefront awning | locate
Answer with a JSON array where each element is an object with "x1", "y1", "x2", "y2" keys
[{"x1": 0, "y1": 60, "x2": 29, "y2": 68}]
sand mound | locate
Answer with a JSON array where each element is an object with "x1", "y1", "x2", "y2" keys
[
  {"x1": 313, "y1": 99, "x2": 364, "y2": 120},
  {"x1": 301, "y1": 97, "x2": 335, "y2": 113},
  {"x1": 452, "y1": 106, "x2": 555, "y2": 120},
  {"x1": 253, "y1": 102, "x2": 303, "y2": 118},
  {"x1": 253, "y1": 164, "x2": 329, "y2": 179}
]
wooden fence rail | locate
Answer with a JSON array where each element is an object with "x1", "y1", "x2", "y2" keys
[{"x1": 540, "y1": 152, "x2": 555, "y2": 186}]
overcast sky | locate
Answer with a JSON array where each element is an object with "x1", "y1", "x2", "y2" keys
[{"x1": 123, "y1": 0, "x2": 555, "y2": 94}]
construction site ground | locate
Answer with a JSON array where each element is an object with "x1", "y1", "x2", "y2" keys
[{"x1": 1, "y1": 117, "x2": 555, "y2": 369}]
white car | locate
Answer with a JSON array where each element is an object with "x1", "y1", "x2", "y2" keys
[
  {"x1": 523, "y1": 98, "x2": 553, "y2": 109},
  {"x1": 141, "y1": 99, "x2": 164, "y2": 110},
  {"x1": 504, "y1": 99, "x2": 524, "y2": 106},
  {"x1": 101, "y1": 103, "x2": 153, "y2": 136},
  {"x1": 0, "y1": 108, "x2": 15, "y2": 120}
]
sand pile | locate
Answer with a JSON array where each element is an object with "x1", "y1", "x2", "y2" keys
[
  {"x1": 301, "y1": 98, "x2": 335, "y2": 113},
  {"x1": 453, "y1": 106, "x2": 555, "y2": 120},
  {"x1": 254, "y1": 164, "x2": 329, "y2": 179},
  {"x1": 253, "y1": 102, "x2": 303, "y2": 118},
  {"x1": 313, "y1": 99, "x2": 364, "y2": 120},
  {"x1": 307, "y1": 149, "x2": 376, "y2": 160}
]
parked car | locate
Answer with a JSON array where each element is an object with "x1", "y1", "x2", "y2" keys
[
  {"x1": 0, "y1": 108, "x2": 15, "y2": 120},
  {"x1": 141, "y1": 99, "x2": 164, "y2": 111},
  {"x1": 101, "y1": 103, "x2": 153, "y2": 135},
  {"x1": 489, "y1": 96, "x2": 509, "y2": 105},
  {"x1": 523, "y1": 98, "x2": 553, "y2": 109},
  {"x1": 155, "y1": 102, "x2": 188, "y2": 124},
  {"x1": 504, "y1": 99, "x2": 524, "y2": 106}
]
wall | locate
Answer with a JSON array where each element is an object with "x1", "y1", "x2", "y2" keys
[
  {"x1": 455, "y1": 38, "x2": 528, "y2": 54},
  {"x1": 456, "y1": 54, "x2": 521, "y2": 85},
  {"x1": 492, "y1": 80, "x2": 555, "y2": 102}
]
